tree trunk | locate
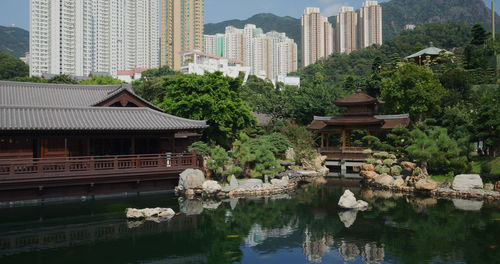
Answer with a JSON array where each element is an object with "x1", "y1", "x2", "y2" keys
[{"x1": 421, "y1": 158, "x2": 429, "y2": 176}]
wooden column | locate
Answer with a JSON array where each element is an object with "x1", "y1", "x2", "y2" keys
[
  {"x1": 326, "y1": 133, "x2": 329, "y2": 148},
  {"x1": 342, "y1": 130, "x2": 346, "y2": 152},
  {"x1": 321, "y1": 133, "x2": 324, "y2": 148},
  {"x1": 131, "y1": 137, "x2": 136, "y2": 155}
]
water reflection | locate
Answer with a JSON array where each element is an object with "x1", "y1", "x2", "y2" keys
[{"x1": 0, "y1": 183, "x2": 499, "y2": 264}]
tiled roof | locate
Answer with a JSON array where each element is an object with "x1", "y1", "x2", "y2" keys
[
  {"x1": 0, "y1": 81, "x2": 123, "y2": 107},
  {"x1": 405, "y1": 42, "x2": 453, "y2": 59},
  {"x1": 333, "y1": 90, "x2": 383, "y2": 106},
  {"x1": 0, "y1": 106, "x2": 208, "y2": 131}
]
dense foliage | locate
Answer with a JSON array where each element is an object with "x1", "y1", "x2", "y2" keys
[
  {"x1": 158, "y1": 72, "x2": 256, "y2": 147},
  {"x1": 0, "y1": 51, "x2": 28, "y2": 80}
]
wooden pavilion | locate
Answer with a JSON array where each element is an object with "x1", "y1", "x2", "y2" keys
[
  {"x1": 0, "y1": 81, "x2": 207, "y2": 193},
  {"x1": 307, "y1": 89, "x2": 410, "y2": 173}
]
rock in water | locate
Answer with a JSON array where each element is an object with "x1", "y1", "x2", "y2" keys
[
  {"x1": 178, "y1": 169, "x2": 205, "y2": 191},
  {"x1": 415, "y1": 179, "x2": 438, "y2": 190},
  {"x1": 202, "y1": 180, "x2": 222, "y2": 194},
  {"x1": 338, "y1": 190, "x2": 369, "y2": 210},
  {"x1": 393, "y1": 178, "x2": 405, "y2": 187},
  {"x1": 361, "y1": 170, "x2": 378, "y2": 180},
  {"x1": 484, "y1": 183, "x2": 494, "y2": 191},
  {"x1": 126, "y1": 208, "x2": 175, "y2": 219},
  {"x1": 452, "y1": 174, "x2": 483, "y2": 191}
]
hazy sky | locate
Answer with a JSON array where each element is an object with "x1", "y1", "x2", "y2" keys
[{"x1": 0, "y1": 0, "x2": 498, "y2": 30}]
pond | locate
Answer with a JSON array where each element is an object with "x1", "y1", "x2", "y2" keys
[{"x1": 0, "y1": 181, "x2": 499, "y2": 264}]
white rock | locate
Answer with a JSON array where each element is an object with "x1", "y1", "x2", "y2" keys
[
  {"x1": 126, "y1": 208, "x2": 175, "y2": 219},
  {"x1": 271, "y1": 178, "x2": 288, "y2": 187},
  {"x1": 452, "y1": 174, "x2": 483, "y2": 191},
  {"x1": 202, "y1": 180, "x2": 222, "y2": 194},
  {"x1": 238, "y1": 179, "x2": 263, "y2": 190},
  {"x1": 230, "y1": 175, "x2": 239, "y2": 188},
  {"x1": 338, "y1": 190, "x2": 369, "y2": 210},
  {"x1": 178, "y1": 169, "x2": 205, "y2": 191},
  {"x1": 285, "y1": 147, "x2": 295, "y2": 160}
]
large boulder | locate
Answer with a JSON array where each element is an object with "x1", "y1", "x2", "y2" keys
[
  {"x1": 126, "y1": 208, "x2": 175, "y2": 219},
  {"x1": 452, "y1": 174, "x2": 483, "y2": 191},
  {"x1": 338, "y1": 190, "x2": 369, "y2": 210},
  {"x1": 238, "y1": 179, "x2": 263, "y2": 190},
  {"x1": 496, "y1": 181, "x2": 500, "y2": 191},
  {"x1": 313, "y1": 155, "x2": 327, "y2": 170},
  {"x1": 361, "y1": 170, "x2": 378, "y2": 180},
  {"x1": 374, "y1": 173, "x2": 394, "y2": 186},
  {"x1": 271, "y1": 178, "x2": 288, "y2": 187},
  {"x1": 393, "y1": 178, "x2": 405, "y2": 188},
  {"x1": 202, "y1": 180, "x2": 222, "y2": 194},
  {"x1": 229, "y1": 175, "x2": 239, "y2": 188},
  {"x1": 361, "y1": 164, "x2": 375, "y2": 172},
  {"x1": 401, "y1": 161, "x2": 416, "y2": 170},
  {"x1": 178, "y1": 169, "x2": 205, "y2": 191},
  {"x1": 415, "y1": 179, "x2": 438, "y2": 191}
]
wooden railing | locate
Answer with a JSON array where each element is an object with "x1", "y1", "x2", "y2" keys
[
  {"x1": 0, "y1": 153, "x2": 199, "y2": 179},
  {"x1": 319, "y1": 147, "x2": 368, "y2": 161}
]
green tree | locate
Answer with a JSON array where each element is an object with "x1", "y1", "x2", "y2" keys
[
  {"x1": 470, "y1": 24, "x2": 489, "y2": 45},
  {"x1": 158, "y1": 72, "x2": 256, "y2": 147},
  {"x1": 380, "y1": 63, "x2": 448, "y2": 121},
  {"x1": 232, "y1": 133, "x2": 283, "y2": 178},
  {"x1": 140, "y1": 66, "x2": 178, "y2": 80},
  {"x1": 240, "y1": 75, "x2": 283, "y2": 118},
  {"x1": 79, "y1": 75, "x2": 122, "y2": 85},
  {"x1": 471, "y1": 85, "x2": 500, "y2": 156},
  {"x1": 48, "y1": 74, "x2": 77, "y2": 84},
  {"x1": 0, "y1": 51, "x2": 28, "y2": 80},
  {"x1": 7, "y1": 76, "x2": 47, "y2": 83}
]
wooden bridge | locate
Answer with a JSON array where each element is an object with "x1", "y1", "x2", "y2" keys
[{"x1": 0, "y1": 153, "x2": 201, "y2": 192}]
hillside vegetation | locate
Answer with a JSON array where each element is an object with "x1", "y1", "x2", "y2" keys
[{"x1": 0, "y1": 26, "x2": 29, "y2": 58}]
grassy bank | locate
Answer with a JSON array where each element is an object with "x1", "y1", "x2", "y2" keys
[{"x1": 471, "y1": 156, "x2": 500, "y2": 175}]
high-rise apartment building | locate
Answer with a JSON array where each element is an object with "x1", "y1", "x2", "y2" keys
[
  {"x1": 29, "y1": 0, "x2": 159, "y2": 77},
  {"x1": 203, "y1": 25, "x2": 297, "y2": 82},
  {"x1": 336, "y1": 6, "x2": 358, "y2": 54},
  {"x1": 301, "y1": 7, "x2": 334, "y2": 67},
  {"x1": 359, "y1": 1, "x2": 382, "y2": 48},
  {"x1": 160, "y1": 0, "x2": 204, "y2": 70}
]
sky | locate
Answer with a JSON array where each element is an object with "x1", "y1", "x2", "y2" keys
[{"x1": 0, "y1": 0, "x2": 498, "y2": 30}]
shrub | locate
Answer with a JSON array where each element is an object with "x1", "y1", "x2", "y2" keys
[
  {"x1": 380, "y1": 166, "x2": 391, "y2": 174},
  {"x1": 388, "y1": 154, "x2": 397, "y2": 159},
  {"x1": 280, "y1": 122, "x2": 316, "y2": 164},
  {"x1": 363, "y1": 149, "x2": 373, "y2": 155},
  {"x1": 261, "y1": 133, "x2": 292, "y2": 157},
  {"x1": 374, "y1": 165, "x2": 383, "y2": 173},
  {"x1": 188, "y1": 141, "x2": 212, "y2": 156},
  {"x1": 391, "y1": 165, "x2": 403, "y2": 176},
  {"x1": 374, "y1": 151, "x2": 389, "y2": 159},
  {"x1": 232, "y1": 133, "x2": 283, "y2": 178},
  {"x1": 383, "y1": 159, "x2": 395, "y2": 166},
  {"x1": 365, "y1": 158, "x2": 376, "y2": 165},
  {"x1": 480, "y1": 162, "x2": 492, "y2": 176}
]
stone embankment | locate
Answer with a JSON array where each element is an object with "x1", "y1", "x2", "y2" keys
[
  {"x1": 360, "y1": 162, "x2": 500, "y2": 201},
  {"x1": 176, "y1": 165, "x2": 329, "y2": 199}
]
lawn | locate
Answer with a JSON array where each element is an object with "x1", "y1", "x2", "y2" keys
[{"x1": 471, "y1": 156, "x2": 500, "y2": 175}]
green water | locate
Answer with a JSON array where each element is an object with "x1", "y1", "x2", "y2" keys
[{"x1": 0, "y1": 182, "x2": 499, "y2": 264}]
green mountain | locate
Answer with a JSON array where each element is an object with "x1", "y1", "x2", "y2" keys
[
  {"x1": 205, "y1": 13, "x2": 301, "y2": 44},
  {"x1": 205, "y1": 0, "x2": 499, "y2": 45},
  {"x1": 379, "y1": 0, "x2": 500, "y2": 40},
  {"x1": 0, "y1": 26, "x2": 29, "y2": 58}
]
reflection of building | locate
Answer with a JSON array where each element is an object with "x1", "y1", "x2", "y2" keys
[
  {"x1": 362, "y1": 243, "x2": 385, "y2": 264},
  {"x1": 302, "y1": 228, "x2": 334, "y2": 263},
  {"x1": 160, "y1": 0, "x2": 204, "y2": 70},
  {"x1": 339, "y1": 241, "x2": 360, "y2": 261},
  {"x1": 244, "y1": 223, "x2": 296, "y2": 247},
  {"x1": 180, "y1": 50, "x2": 250, "y2": 82},
  {"x1": 301, "y1": 7, "x2": 334, "y2": 67}
]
